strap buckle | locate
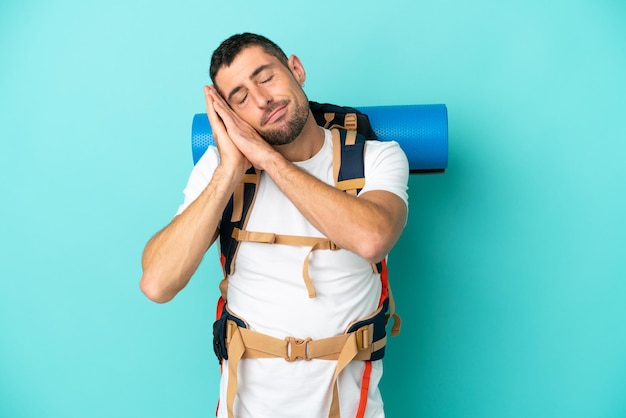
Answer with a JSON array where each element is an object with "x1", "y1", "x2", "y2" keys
[
  {"x1": 344, "y1": 113, "x2": 357, "y2": 131},
  {"x1": 284, "y1": 337, "x2": 312, "y2": 361},
  {"x1": 355, "y1": 324, "x2": 373, "y2": 351}
]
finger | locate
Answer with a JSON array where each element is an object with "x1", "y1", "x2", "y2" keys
[
  {"x1": 211, "y1": 98, "x2": 257, "y2": 139},
  {"x1": 205, "y1": 86, "x2": 260, "y2": 146},
  {"x1": 209, "y1": 93, "x2": 239, "y2": 126},
  {"x1": 204, "y1": 86, "x2": 242, "y2": 127},
  {"x1": 203, "y1": 86, "x2": 218, "y2": 116},
  {"x1": 203, "y1": 86, "x2": 227, "y2": 135},
  {"x1": 206, "y1": 85, "x2": 228, "y2": 106},
  {"x1": 211, "y1": 99, "x2": 237, "y2": 128},
  {"x1": 205, "y1": 85, "x2": 232, "y2": 115}
]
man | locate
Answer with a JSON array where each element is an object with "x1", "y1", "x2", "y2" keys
[{"x1": 140, "y1": 33, "x2": 409, "y2": 418}]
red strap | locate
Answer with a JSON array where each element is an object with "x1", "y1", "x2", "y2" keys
[
  {"x1": 217, "y1": 252, "x2": 227, "y2": 320},
  {"x1": 215, "y1": 295, "x2": 226, "y2": 416},
  {"x1": 216, "y1": 296, "x2": 226, "y2": 320},
  {"x1": 378, "y1": 259, "x2": 389, "y2": 305},
  {"x1": 356, "y1": 361, "x2": 373, "y2": 418}
]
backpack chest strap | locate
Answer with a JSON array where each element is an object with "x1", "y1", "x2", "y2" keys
[
  {"x1": 231, "y1": 227, "x2": 382, "y2": 299},
  {"x1": 232, "y1": 227, "x2": 339, "y2": 298},
  {"x1": 232, "y1": 228, "x2": 338, "y2": 249}
]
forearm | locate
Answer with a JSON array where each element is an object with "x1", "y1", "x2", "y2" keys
[
  {"x1": 263, "y1": 152, "x2": 407, "y2": 263},
  {"x1": 140, "y1": 165, "x2": 241, "y2": 303}
]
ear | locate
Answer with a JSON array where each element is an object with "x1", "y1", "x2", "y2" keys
[{"x1": 288, "y1": 54, "x2": 306, "y2": 86}]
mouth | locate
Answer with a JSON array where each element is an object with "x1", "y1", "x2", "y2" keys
[{"x1": 261, "y1": 102, "x2": 289, "y2": 126}]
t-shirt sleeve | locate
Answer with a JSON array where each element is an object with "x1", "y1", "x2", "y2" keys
[
  {"x1": 175, "y1": 146, "x2": 221, "y2": 216},
  {"x1": 359, "y1": 140, "x2": 409, "y2": 208}
]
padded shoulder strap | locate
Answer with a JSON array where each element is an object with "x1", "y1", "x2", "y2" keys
[
  {"x1": 330, "y1": 128, "x2": 366, "y2": 196},
  {"x1": 330, "y1": 128, "x2": 384, "y2": 276},
  {"x1": 219, "y1": 167, "x2": 260, "y2": 275}
]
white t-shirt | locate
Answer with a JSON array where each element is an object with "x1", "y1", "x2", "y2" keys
[{"x1": 177, "y1": 129, "x2": 409, "y2": 418}]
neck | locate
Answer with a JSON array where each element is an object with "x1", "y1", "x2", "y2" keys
[{"x1": 273, "y1": 112, "x2": 324, "y2": 162}]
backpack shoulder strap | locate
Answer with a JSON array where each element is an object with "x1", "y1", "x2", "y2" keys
[
  {"x1": 330, "y1": 128, "x2": 366, "y2": 195},
  {"x1": 330, "y1": 127, "x2": 386, "y2": 278},
  {"x1": 219, "y1": 167, "x2": 261, "y2": 276}
]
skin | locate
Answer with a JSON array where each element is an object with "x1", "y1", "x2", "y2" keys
[{"x1": 140, "y1": 45, "x2": 407, "y2": 303}]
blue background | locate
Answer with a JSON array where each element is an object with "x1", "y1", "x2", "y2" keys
[{"x1": 1, "y1": 1, "x2": 625, "y2": 417}]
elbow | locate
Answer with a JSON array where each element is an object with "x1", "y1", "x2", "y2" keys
[
  {"x1": 140, "y1": 273, "x2": 175, "y2": 304},
  {"x1": 356, "y1": 231, "x2": 395, "y2": 265},
  {"x1": 357, "y1": 209, "x2": 406, "y2": 263},
  {"x1": 361, "y1": 249, "x2": 389, "y2": 266}
]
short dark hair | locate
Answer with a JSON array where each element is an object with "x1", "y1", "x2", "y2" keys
[{"x1": 209, "y1": 33, "x2": 289, "y2": 84}]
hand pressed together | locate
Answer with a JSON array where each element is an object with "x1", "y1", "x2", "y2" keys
[{"x1": 204, "y1": 85, "x2": 279, "y2": 172}]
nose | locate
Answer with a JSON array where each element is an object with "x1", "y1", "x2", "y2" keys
[{"x1": 250, "y1": 85, "x2": 272, "y2": 108}]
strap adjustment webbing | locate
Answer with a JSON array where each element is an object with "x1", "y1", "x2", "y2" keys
[{"x1": 323, "y1": 112, "x2": 358, "y2": 131}]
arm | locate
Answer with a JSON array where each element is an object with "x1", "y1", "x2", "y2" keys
[
  {"x1": 264, "y1": 156, "x2": 407, "y2": 263},
  {"x1": 139, "y1": 88, "x2": 250, "y2": 303},
  {"x1": 139, "y1": 165, "x2": 239, "y2": 303},
  {"x1": 208, "y1": 88, "x2": 407, "y2": 263}
]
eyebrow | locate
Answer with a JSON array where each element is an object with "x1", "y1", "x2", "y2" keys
[{"x1": 226, "y1": 63, "x2": 276, "y2": 103}]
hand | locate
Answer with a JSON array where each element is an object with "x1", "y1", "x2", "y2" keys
[
  {"x1": 203, "y1": 85, "x2": 251, "y2": 174},
  {"x1": 204, "y1": 86, "x2": 278, "y2": 171}
]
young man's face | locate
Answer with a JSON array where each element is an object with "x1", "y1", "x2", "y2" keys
[{"x1": 214, "y1": 45, "x2": 309, "y2": 146}]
